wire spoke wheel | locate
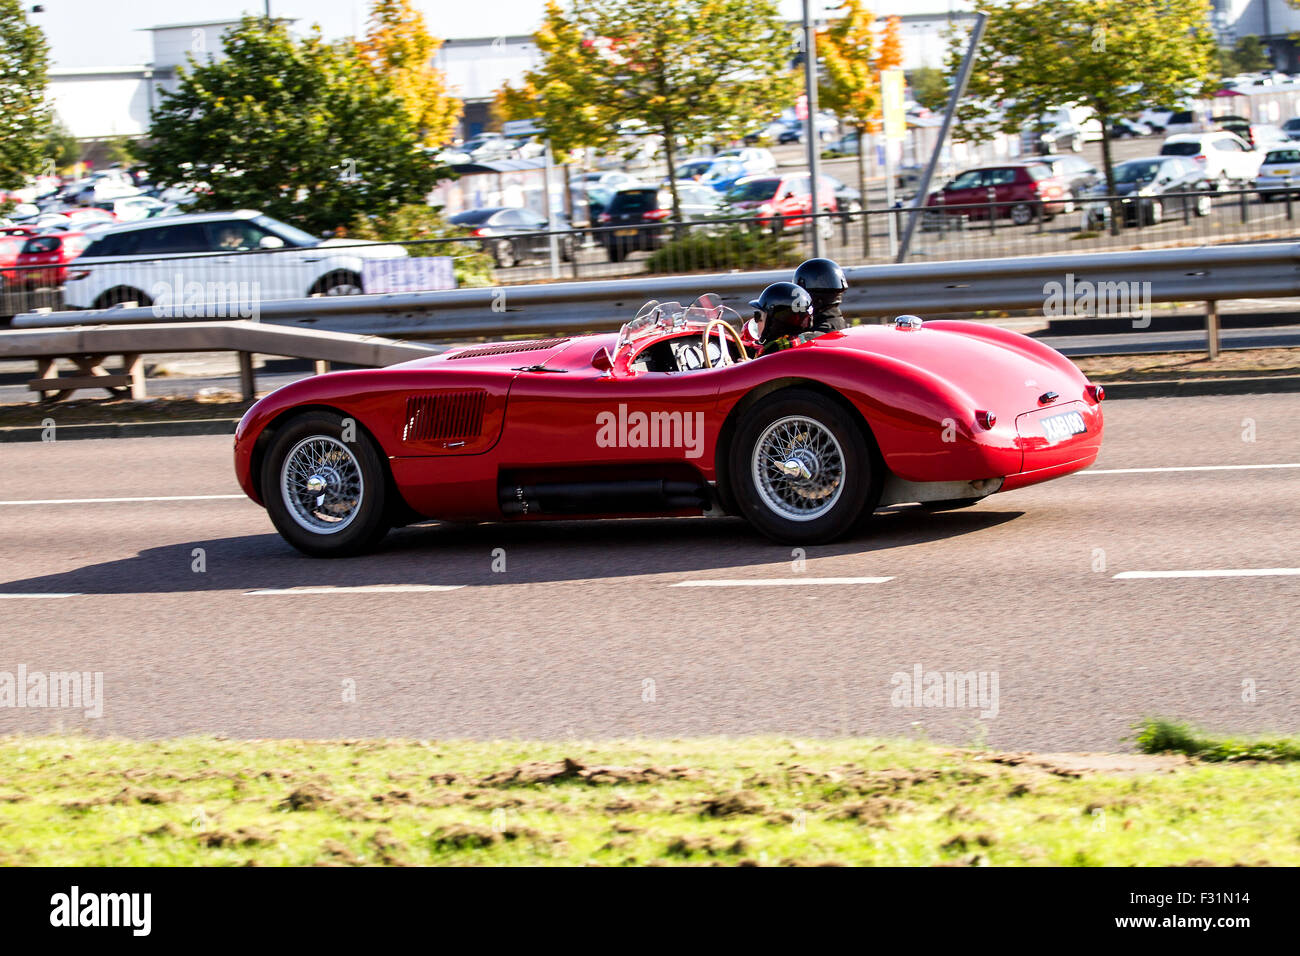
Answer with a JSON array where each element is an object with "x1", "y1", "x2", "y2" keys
[
  {"x1": 751, "y1": 415, "x2": 846, "y2": 522},
  {"x1": 280, "y1": 435, "x2": 364, "y2": 534}
]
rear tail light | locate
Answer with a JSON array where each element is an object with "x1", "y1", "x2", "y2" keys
[
  {"x1": 1193, "y1": 154, "x2": 1206, "y2": 163},
  {"x1": 469, "y1": 227, "x2": 486, "y2": 237},
  {"x1": 1085, "y1": 384, "x2": 1105, "y2": 403},
  {"x1": 598, "y1": 213, "x2": 611, "y2": 224},
  {"x1": 975, "y1": 410, "x2": 997, "y2": 429},
  {"x1": 643, "y1": 208, "x2": 670, "y2": 221}
]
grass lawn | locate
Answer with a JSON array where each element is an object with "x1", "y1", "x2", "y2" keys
[{"x1": 1, "y1": 726, "x2": 1297, "y2": 866}]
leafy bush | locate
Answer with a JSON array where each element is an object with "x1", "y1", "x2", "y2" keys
[
  {"x1": 347, "y1": 204, "x2": 495, "y2": 288},
  {"x1": 644, "y1": 225, "x2": 800, "y2": 274},
  {"x1": 1134, "y1": 718, "x2": 1300, "y2": 762}
]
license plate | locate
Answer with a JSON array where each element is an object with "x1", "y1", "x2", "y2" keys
[
  {"x1": 1272, "y1": 168, "x2": 1291, "y2": 175},
  {"x1": 1041, "y1": 410, "x2": 1087, "y2": 443},
  {"x1": 615, "y1": 229, "x2": 639, "y2": 237}
]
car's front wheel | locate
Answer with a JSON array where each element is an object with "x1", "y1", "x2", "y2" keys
[
  {"x1": 728, "y1": 388, "x2": 879, "y2": 544},
  {"x1": 261, "y1": 410, "x2": 390, "y2": 557},
  {"x1": 1010, "y1": 202, "x2": 1035, "y2": 226},
  {"x1": 311, "y1": 270, "x2": 363, "y2": 296}
]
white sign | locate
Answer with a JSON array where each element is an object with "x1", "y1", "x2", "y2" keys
[
  {"x1": 502, "y1": 118, "x2": 544, "y2": 137},
  {"x1": 362, "y1": 257, "x2": 456, "y2": 293}
]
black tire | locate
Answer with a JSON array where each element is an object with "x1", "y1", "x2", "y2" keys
[
  {"x1": 918, "y1": 498, "x2": 982, "y2": 512},
  {"x1": 606, "y1": 242, "x2": 626, "y2": 263},
  {"x1": 310, "y1": 270, "x2": 363, "y2": 296},
  {"x1": 493, "y1": 239, "x2": 517, "y2": 268},
  {"x1": 1010, "y1": 202, "x2": 1034, "y2": 226},
  {"x1": 94, "y1": 286, "x2": 152, "y2": 309},
  {"x1": 727, "y1": 388, "x2": 879, "y2": 545},
  {"x1": 261, "y1": 410, "x2": 390, "y2": 557}
]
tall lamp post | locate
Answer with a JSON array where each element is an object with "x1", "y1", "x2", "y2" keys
[{"x1": 801, "y1": 0, "x2": 824, "y2": 257}]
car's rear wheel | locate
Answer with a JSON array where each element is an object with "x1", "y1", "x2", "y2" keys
[
  {"x1": 728, "y1": 389, "x2": 878, "y2": 544},
  {"x1": 1010, "y1": 202, "x2": 1034, "y2": 226},
  {"x1": 261, "y1": 410, "x2": 390, "y2": 557},
  {"x1": 606, "y1": 242, "x2": 626, "y2": 262},
  {"x1": 493, "y1": 239, "x2": 517, "y2": 268},
  {"x1": 94, "y1": 286, "x2": 152, "y2": 309},
  {"x1": 311, "y1": 270, "x2": 363, "y2": 296}
]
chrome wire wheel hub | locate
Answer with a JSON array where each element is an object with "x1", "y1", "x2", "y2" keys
[
  {"x1": 280, "y1": 436, "x2": 364, "y2": 534},
  {"x1": 751, "y1": 416, "x2": 845, "y2": 521}
]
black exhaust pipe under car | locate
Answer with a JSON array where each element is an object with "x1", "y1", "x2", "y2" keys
[{"x1": 499, "y1": 479, "x2": 709, "y2": 516}]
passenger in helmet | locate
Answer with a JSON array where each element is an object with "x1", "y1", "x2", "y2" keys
[
  {"x1": 793, "y1": 257, "x2": 848, "y2": 333},
  {"x1": 748, "y1": 281, "x2": 816, "y2": 356}
]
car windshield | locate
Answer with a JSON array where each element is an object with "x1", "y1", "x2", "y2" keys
[
  {"x1": 725, "y1": 179, "x2": 779, "y2": 202},
  {"x1": 1113, "y1": 160, "x2": 1164, "y2": 184},
  {"x1": 613, "y1": 296, "x2": 743, "y2": 369},
  {"x1": 254, "y1": 214, "x2": 320, "y2": 247}
]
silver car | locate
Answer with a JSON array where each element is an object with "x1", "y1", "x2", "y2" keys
[{"x1": 1255, "y1": 146, "x2": 1300, "y2": 199}]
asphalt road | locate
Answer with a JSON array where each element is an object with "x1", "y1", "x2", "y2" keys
[{"x1": 0, "y1": 392, "x2": 1296, "y2": 749}]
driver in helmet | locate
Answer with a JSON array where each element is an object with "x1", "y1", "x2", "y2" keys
[
  {"x1": 793, "y1": 257, "x2": 848, "y2": 333},
  {"x1": 748, "y1": 281, "x2": 817, "y2": 357}
]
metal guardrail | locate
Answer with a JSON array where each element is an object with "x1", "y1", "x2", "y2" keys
[
  {"x1": 6, "y1": 241, "x2": 1297, "y2": 402},
  {"x1": 15, "y1": 240, "x2": 1300, "y2": 342},
  {"x1": 0, "y1": 322, "x2": 438, "y2": 401}
]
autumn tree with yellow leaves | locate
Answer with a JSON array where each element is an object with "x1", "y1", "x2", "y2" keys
[{"x1": 356, "y1": 0, "x2": 460, "y2": 147}]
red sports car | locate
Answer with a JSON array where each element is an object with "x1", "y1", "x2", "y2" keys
[{"x1": 234, "y1": 296, "x2": 1104, "y2": 556}]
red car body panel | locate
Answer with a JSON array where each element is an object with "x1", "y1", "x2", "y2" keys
[{"x1": 234, "y1": 320, "x2": 1103, "y2": 520}]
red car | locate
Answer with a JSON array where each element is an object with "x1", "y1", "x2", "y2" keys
[
  {"x1": 234, "y1": 296, "x2": 1105, "y2": 557},
  {"x1": 724, "y1": 173, "x2": 839, "y2": 232},
  {"x1": 10, "y1": 231, "x2": 93, "y2": 289},
  {"x1": 0, "y1": 227, "x2": 37, "y2": 286},
  {"x1": 926, "y1": 163, "x2": 1072, "y2": 224}
]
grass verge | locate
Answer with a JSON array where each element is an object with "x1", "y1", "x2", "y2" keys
[
  {"x1": 1, "y1": 734, "x2": 1297, "y2": 866},
  {"x1": 1135, "y1": 719, "x2": 1300, "y2": 763}
]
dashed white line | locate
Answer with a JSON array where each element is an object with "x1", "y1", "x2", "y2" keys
[
  {"x1": 1114, "y1": 569, "x2": 1300, "y2": 580},
  {"x1": 246, "y1": 585, "x2": 466, "y2": 595},
  {"x1": 670, "y1": 577, "x2": 892, "y2": 587},
  {"x1": 1081, "y1": 463, "x2": 1300, "y2": 476},
  {"x1": 0, "y1": 494, "x2": 245, "y2": 506}
]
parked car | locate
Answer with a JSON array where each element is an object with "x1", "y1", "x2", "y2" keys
[
  {"x1": 1282, "y1": 117, "x2": 1300, "y2": 140},
  {"x1": 822, "y1": 131, "x2": 862, "y2": 157},
  {"x1": 233, "y1": 297, "x2": 1105, "y2": 557},
  {"x1": 1137, "y1": 106, "x2": 1178, "y2": 131},
  {"x1": 822, "y1": 174, "x2": 862, "y2": 220},
  {"x1": 597, "y1": 183, "x2": 724, "y2": 261},
  {"x1": 9, "y1": 231, "x2": 93, "y2": 288},
  {"x1": 0, "y1": 227, "x2": 37, "y2": 285},
  {"x1": 713, "y1": 147, "x2": 777, "y2": 173},
  {"x1": 1159, "y1": 131, "x2": 1262, "y2": 189},
  {"x1": 448, "y1": 206, "x2": 575, "y2": 268},
  {"x1": 1026, "y1": 154, "x2": 1101, "y2": 196},
  {"x1": 924, "y1": 163, "x2": 1072, "y2": 224},
  {"x1": 722, "y1": 173, "x2": 838, "y2": 233},
  {"x1": 89, "y1": 195, "x2": 168, "y2": 222},
  {"x1": 1254, "y1": 146, "x2": 1300, "y2": 199},
  {"x1": 1082, "y1": 156, "x2": 1213, "y2": 227},
  {"x1": 62, "y1": 210, "x2": 407, "y2": 309},
  {"x1": 1162, "y1": 109, "x2": 1206, "y2": 136},
  {"x1": 1023, "y1": 105, "x2": 1103, "y2": 153},
  {"x1": 669, "y1": 156, "x2": 755, "y2": 193},
  {"x1": 1108, "y1": 117, "x2": 1154, "y2": 139}
]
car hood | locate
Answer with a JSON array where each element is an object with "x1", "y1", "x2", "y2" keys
[{"x1": 316, "y1": 237, "x2": 408, "y2": 258}]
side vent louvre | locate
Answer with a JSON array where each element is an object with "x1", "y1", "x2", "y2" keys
[
  {"x1": 404, "y1": 390, "x2": 487, "y2": 443},
  {"x1": 448, "y1": 338, "x2": 569, "y2": 360}
]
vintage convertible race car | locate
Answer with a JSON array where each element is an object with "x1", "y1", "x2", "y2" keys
[{"x1": 233, "y1": 296, "x2": 1104, "y2": 556}]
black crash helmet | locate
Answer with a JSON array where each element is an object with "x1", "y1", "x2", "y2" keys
[
  {"x1": 794, "y1": 257, "x2": 848, "y2": 293},
  {"x1": 748, "y1": 281, "x2": 813, "y2": 343}
]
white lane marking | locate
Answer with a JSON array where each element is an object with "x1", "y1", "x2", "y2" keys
[
  {"x1": 1115, "y1": 569, "x2": 1300, "y2": 580},
  {"x1": 0, "y1": 494, "x2": 245, "y2": 506},
  {"x1": 1081, "y1": 463, "x2": 1300, "y2": 475},
  {"x1": 0, "y1": 593, "x2": 82, "y2": 598},
  {"x1": 246, "y1": 585, "x2": 466, "y2": 595},
  {"x1": 670, "y1": 577, "x2": 893, "y2": 587}
]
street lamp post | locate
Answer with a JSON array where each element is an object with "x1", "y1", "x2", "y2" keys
[{"x1": 802, "y1": 0, "x2": 824, "y2": 257}]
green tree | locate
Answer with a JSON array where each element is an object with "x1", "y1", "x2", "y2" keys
[
  {"x1": 909, "y1": 65, "x2": 948, "y2": 113},
  {"x1": 356, "y1": 0, "x2": 461, "y2": 146},
  {"x1": 0, "y1": 0, "x2": 51, "y2": 193},
  {"x1": 43, "y1": 117, "x2": 81, "y2": 171},
  {"x1": 141, "y1": 16, "x2": 443, "y2": 234},
  {"x1": 502, "y1": 0, "x2": 796, "y2": 220},
  {"x1": 347, "y1": 204, "x2": 495, "y2": 287},
  {"x1": 104, "y1": 135, "x2": 138, "y2": 168},
  {"x1": 953, "y1": 0, "x2": 1217, "y2": 197},
  {"x1": 1216, "y1": 35, "x2": 1271, "y2": 76}
]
